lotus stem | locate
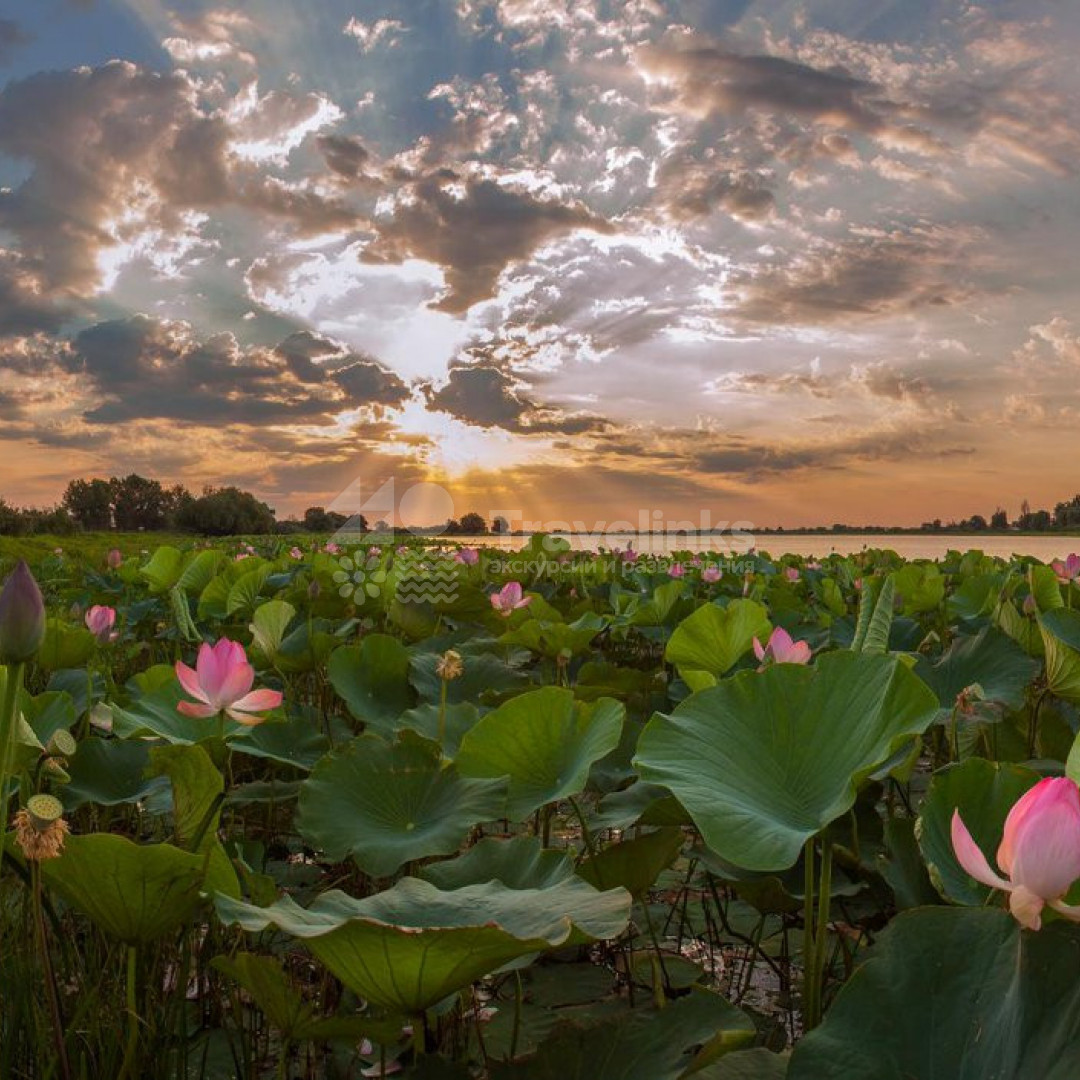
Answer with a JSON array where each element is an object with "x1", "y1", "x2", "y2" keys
[
  {"x1": 31, "y1": 862, "x2": 72, "y2": 1080},
  {"x1": 117, "y1": 945, "x2": 139, "y2": 1080},
  {"x1": 0, "y1": 662, "x2": 25, "y2": 824}
]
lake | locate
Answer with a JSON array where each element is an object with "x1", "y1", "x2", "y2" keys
[{"x1": 462, "y1": 533, "x2": 1078, "y2": 561}]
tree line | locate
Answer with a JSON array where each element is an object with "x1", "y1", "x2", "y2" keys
[{"x1": 0, "y1": 475, "x2": 508, "y2": 537}]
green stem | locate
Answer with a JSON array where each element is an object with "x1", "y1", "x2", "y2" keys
[
  {"x1": 802, "y1": 839, "x2": 816, "y2": 1028},
  {"x1": 32, "y1": 863, "x2": 72, "y2": 1080},
  {"x1": 510, "y1": 971, "x2": 523, "y2": 1061},
  {"x1": 117, "y1": 945, "x2": 139, "y2": 1080},
  {"x1": 0, "y1": 662, "x2": 25, "y2": 823},
  {"x1": 438, "y1": 679, "x2": 448, "y2": 748}
]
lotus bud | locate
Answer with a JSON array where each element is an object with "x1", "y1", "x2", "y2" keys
[
  {"x1": 1023, "y1": 593, "x2": 1038, "y2": 617},
  {"x1": 14, "y1": 793, "x2": 69, "y2": 860},
  {"x1": 0, "y1": 561, "x2": 46, "y2": 665},
  {"x1": 308, "y1": 579, "x2": 321, "y2": 601},
  {"x1": 107, "y1": 548, "x2": 123, "y2": 570}
]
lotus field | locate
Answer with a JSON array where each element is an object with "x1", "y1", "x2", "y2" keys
[{"x1": 5, "y1": 535, "x2": 1080, "y2": 1078}]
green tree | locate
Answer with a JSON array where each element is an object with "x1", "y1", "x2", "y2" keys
[{"x1": 62, "y1": 478, "x2": 113, "y2": 530}]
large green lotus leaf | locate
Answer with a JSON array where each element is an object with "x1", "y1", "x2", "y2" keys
[
  {"x1": 634, "y1": 652, "x2": 938, "y2": 871},
  {"x1": 148, "y1": 743, "x2": 223, "y2": 851},
  {"x1": 226, "y1": 565, "x2": 273, "y2": 616},
  {"x1": 915, "y1": 626, "x2": 1039, "y2": 713},
  {"x1": 420, "y1": 836, "x2": 575, "y2": 891},
  {"x1": 995, "y1": 598, "x2": 1043, "y2": 657},
  {"x1": 488, "y1": 985, "x2": 755, "y2": 1080},
  {"x1": 916, "y1": 758, "x2": 1040, "y2": 905},
  {"x1": 788, "y1": 907, "x2": 1080, "y2": 1080},
  {"x1": 229, "y1": 710, "x2": 329, "y2": 770},
  {"x1": 328, "y1": 635, "x2": 416, "y2": 726},
  {"x1": 455, "y1": 688, "x2": 625, "y2": 819},
  {"x1": 61, "y1": 738, "x2": 168, "y2": 810},
  {"x1": 410, "y1": 649, "x2": 529, "y2": 706},
  {"x1": 1040, "y1": 608, "x2": 1080, "y2": 705},
  {"x1": 576, "y1": 828, "x2": 685, "y2": 897},
  {"x1": 665, "y1": 600, "x2": 771, "y2": 691},
  {"x1": 20, "y1": 689, "x2": 75, "y2": 744},
  {"x1": 891, "y1": 563, "x2": 945, "y2": 615},
  {"x1": 38, "y1": 618, "x2": 95, "y2": 671},
  {"x1": 42, "y1": 834, "x2": 209, "y2": 944},
  {"x1": 947, "y1": 573, "x2": 1005, "y2": 622},
  {"x1": 140, "y1": 545, "x2": 184, "y2": 593},
  {"x1": 297, "y1": 732, "x2": 507, "y2": 876},
  {"x1": 1030, "y1": 563, "x2": 1066, "y2": 613},
  {"x1": 691, "y1": 1049, "x2": 789, "y2": 1079},
  {"x1": 390, "y1": 702, "x2": 481, "y2": 758},
  {"x1": 248, "y1": 599, "x2": 297, "y2": 662},
  {"x1": 215, "y1": 876, "x2": 630, "y2": 1014},
  {"x1": 211, "y1": 952, "x2": 401, "y2": 1044},
  {"x1": 174, "y1": 549, "x2": 226, "y2": 594}
]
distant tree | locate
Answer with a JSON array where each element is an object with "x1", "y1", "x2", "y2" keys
[
  {"x1": 965, "y1": 514, "x2": 988, "y2": 531},
  {"x1": 110, "y1": 474, "x2": 171, "y2": 531},
  {"x1": 1054, "y1": 495, "x2": 1080, "y2": 529},
  {"x1": 459, "y1": 511, "x2": 487, "y2": 534},
  {"x1": 0, "y1": 499, "x2": 30, "y2": 536},
  {"x1": 302, "y1": 507, "x2": 351, "y2": 532},
  {"x1": 62, "y1": 478, "x2": 113, "y2": 530},
  {"x1": 491, "y1": 515, "x2": 509, "y2": 534},
  {"x1": 176, "y1": 487, "x2": 276, "y2": 535},
  {"x1": 990, "y1": 508, "x2": 1009, "y2": 530},
  {"x1": 442, "y1": 518, "x2": 462, "y2": 535}
]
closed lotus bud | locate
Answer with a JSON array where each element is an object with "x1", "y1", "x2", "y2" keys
[
  {"x1": 308, "y1": 579, "x2": 321, "y2": 600},
  {"x1": 107, "y1": 548, "x2": 123, "y2": 570},
  {"x1": 0, "y1": 561, "x2": 46, "y2": 665}
]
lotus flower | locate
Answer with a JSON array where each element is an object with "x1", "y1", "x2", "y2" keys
[
  {"x1": 175, "y1": 639, "x2": 283, "y2": 726},
  {"x1": 753, "y1": 627, "x2": 812, "y2": 667},
  {"x1": 669, "y1": 562, "x2": 685, "y2": 578},
  {"x1": 491, "y1": 582, "x2": 532, "y2": 616},
  {"x1": 783, "y1": 567, "x2": 800, "y2": 583},
  {"x1": 455, "y1": 547, "x2": 480, "y2": 566},
  {"x1": 702, "y1": 565, "x2": 721, "y2": 583},
  {"x1": 1052, "y1": 554, "x2": 1080, "y2": 584},
  {"x1": 289, "y1": 547, "x2": 303, "y2": 560},
  {"x1": 85, "y1": 605, "x2": 117, "y2": 644},
  {"x1": 107, "y1": 548, "x2": 123, "y2": 570},
  {"x1": 951, "y1": 777, "x2": 1080, "y2": 930},
  {"x1": 0, "y1": 561, "x2": 46, "y2": 664},
  {"x1": 324, "y1": 542, "x2": 340, "y2": 555}
]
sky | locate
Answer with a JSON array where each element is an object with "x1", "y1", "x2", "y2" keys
[{"x1": 0, "y1": 0, "x2": 1078, "y2": 529}]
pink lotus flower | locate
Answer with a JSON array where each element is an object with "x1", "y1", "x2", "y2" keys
[
  {"x1": 1052, "y1": 554, "x2": 1080, "y2": 584},
  {"x1": 621, "y1": 548, "x2": 637, "y2": 563},
  {"x1": 396, "y1": 545, "x2": 409, "y2": 555},
  {"x1": 324, "y1": 542, "x2": 340, "y2": 555},
  {"x1": 783, "y1": 567, "x2": 800, "y2": 583},
  {"x1": 455, "y1": 547, "x2": 480, "y2": 566},
  {"x1": 491, "y1": 582, "x2": 532, "y2": 616},
  {"x1": 951, "y1": 777, "x2": 1080, "y2": 930},
  {"x1": 107, "y1": 548, "x2": 123, "y2": 570},
  {"x1": 753, "y1": 627, "x2": 812, "y2": 667},
  {"x1": 668, "y1": 563, "x2": 685, "y2": 578},
  {"x1": 234, "y1": 553, "x2": 250, "y2": 561},
  {"x1": 1023, "y1": 593, "x2": 1038, "y2": 616},
  {"x1": 702, "y1": 565, "x2": 722, "y2": 583},
  {"x1": 85, "y1": 605, "x2": 117, "y2": 643},
  {"x1": 289, "y1": 547, "x2": 303, "y2": 560},
  {"x1": 175, "y1": 639, "x2": 283, "y2": 727}
]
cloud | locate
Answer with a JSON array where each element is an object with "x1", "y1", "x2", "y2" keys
[
  {"x1": 62, "y1": 316, "x2": 407, "y2": 425},
  {"x1": 0, "y1": 18, "x2": 29, "y2": 64},
  {"x1": 730, "y1": 223, "x2": 983, "y2": 324},
  {"x1": 425, "y1": 363, "x2": 606, "y2": 433},
  {"x1": 0, "y1": 62, "x2": 358, "y2": 296},
  {"x1": 364, "y1": 173, "x2": 614, "y2": 312},
  {"x1": 1013, "y1": 316, "x2": 1080, "y2": 371},
  {"x1": 343, "y1": 18, "x2": 406, "y2": 52}
]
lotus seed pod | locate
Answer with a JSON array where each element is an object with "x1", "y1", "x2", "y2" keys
[{"x1": 47, "y1": 729, "x2": 77, "y2": 758}]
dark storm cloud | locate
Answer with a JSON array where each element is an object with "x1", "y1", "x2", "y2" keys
[
  {"x1": 63, "y1": 316, "x2": 407, "y2": 425},
  {"x1": 426, "y1": 363, "x2": 606, "y2": 434},
  {"x1": 364, "y1": 173, "x2": 614, "y2": 313},
  {"x1": 654, "y1": 154, "x2": 775, "y2": 222},
  {"x1": 0, "y1": 250, "x2": 66, "y2": 335}
]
